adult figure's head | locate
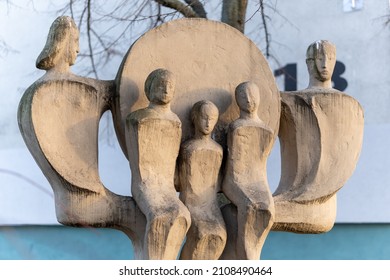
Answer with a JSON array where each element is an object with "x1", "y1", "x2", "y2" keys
[
  {"x1": 306, "y1": 40, "x2": 336, "y2": 88},
  {"x1": 144, "y1": 68, "x2": 176, "y2": 106},
  {"x1": 36, "y1": 16, "x2": 79, "y2": 71},
  {"x1": 191, "y1": 100, "x2": 219, "y2": 137},
  {"x1": 235, "y1": 81, "x2": 260, "y2": 119}
]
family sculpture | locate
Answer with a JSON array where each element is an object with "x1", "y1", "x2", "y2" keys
[{"x1": 17, "y1": 16, "x2": 364, "y2": 260}]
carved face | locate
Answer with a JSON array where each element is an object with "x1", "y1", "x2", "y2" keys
[
  {"x1": 236, "y1": 83, "x2": 260, "y2": 115},
  {"x1": 195, "y1": 104, "x2": 219, "y2": 136},
  {"x1": 314, "y1": 46, "x2": 336, "y2": 82},
  {"x1": 149, "y1": 75, "x2": 175, "y2": 105},
  {"x1": 68, "y1": 30, "x2": 80, "y2": 66}
]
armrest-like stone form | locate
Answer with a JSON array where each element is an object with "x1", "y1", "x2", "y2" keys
[{"x1": 17, "y1": 16, "x2": 146, "y2": 257}]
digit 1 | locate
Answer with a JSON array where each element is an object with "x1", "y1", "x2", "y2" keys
[{"x1": 274, "y1": 63, "x2": 297, "y2": 91}]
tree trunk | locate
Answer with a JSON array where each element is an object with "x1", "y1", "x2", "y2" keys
[{"x1": 221, "y1": 0, "x2": 248, "y2": 33}]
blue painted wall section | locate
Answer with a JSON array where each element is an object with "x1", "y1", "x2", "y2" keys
[
  {"x1": 262, "y1": 224, "x2": 390, "y2": 260},
  {"x1": 0, "y1": 224, "x2": 389, "y2": 260}
]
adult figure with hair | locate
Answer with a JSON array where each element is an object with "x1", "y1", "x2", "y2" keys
[
  {"x1": 177, "y1": 100, "x2": 226, "y2": 260},
  {"x1": 36, "y1": 16, "x2": 80, "y2": 73},
  {"x1": 125, "y1": 68, "x2": 191, "y2": 260},
  {"x1": 221, "y1": 81, "x2": 275, "y2": 260},
  {"x1": 18, "y1": 16, "x2": 146, "y2": 257}
]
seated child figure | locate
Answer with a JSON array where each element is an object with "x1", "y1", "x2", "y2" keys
[{"x1": 178, "y1": 100, "x2": 227, "y2": 260}]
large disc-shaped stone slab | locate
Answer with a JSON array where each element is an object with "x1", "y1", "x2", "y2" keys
[{"x1": 114, "y1": 18, "x2": 280, "y2": 158}]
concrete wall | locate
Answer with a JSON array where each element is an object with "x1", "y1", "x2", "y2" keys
[{"x1": 1, "y1": 224, "x2": 389, "y2": 260}]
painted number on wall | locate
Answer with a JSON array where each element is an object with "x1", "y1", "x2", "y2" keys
[{"x1": 274, "y1": 61, "x2": 348, "y2": 91}]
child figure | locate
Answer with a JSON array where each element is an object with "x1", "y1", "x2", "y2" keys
[{"x1": 178, "y1": 100, "x2": 227, "y2": 260}]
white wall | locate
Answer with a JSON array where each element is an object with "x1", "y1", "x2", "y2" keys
[
  {"x1": 265, "y1": 0, "x2": 390, "y2": 222},
  {"x1": 1, "y1": 0, "x2": 389, "y2": 224},
  {"x1": 1, "y1": 1, "x2": 60, "y2": 224}
]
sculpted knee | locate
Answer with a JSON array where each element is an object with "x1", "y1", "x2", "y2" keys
[
  {"x1": 155, "y1": 203, "x2": 191, "y2": 230},
  {"x1": 246, "y1": 203, "x2": 274, "y2": 223}
]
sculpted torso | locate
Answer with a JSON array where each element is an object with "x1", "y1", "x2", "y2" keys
[
  {"x1": 275, "y1": 40, "x2": 364, "y2": 203},
  {"x1": 179, "y1": 139, "x2": 222, "y2": 204},
  {"x1": 125, "y1": 69, "x2": 190, "y2": 260},
  {"x1": 18, "y1": 16, "x2": 112, "y2": 194},
  {"x1": 225, "y1": 120, "x2": 273, "y2": 192},
  {"x1": 222, "y1": 82, "x2": 274, "y2": 260},
  {"x1": 29, "y1": 78, "x2": 111, "y2": 191},
  {"x1": 178, "y1": 101, "x2": 226, "y2": 260},
  {"x1": 127, "y1": 108, "x2": 181, "y2": 206},
  {"x1": 17, "y1": 17, "x2": 146, "y2": 254},
  {"x1": 272, "y1": 40, "x2": 364, "y2": 234}
]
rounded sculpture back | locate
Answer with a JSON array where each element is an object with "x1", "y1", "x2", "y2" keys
[{"x1": 114, "y1": 18, "x2": 281, "y2": 158}]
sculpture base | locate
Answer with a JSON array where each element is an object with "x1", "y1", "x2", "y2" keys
[{"x1": 272, "y1": 194, "x2": 337, "y2": 233}]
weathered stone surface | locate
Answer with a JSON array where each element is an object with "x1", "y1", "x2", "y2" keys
[
  {"x1": 18, "y1": 17, "x2": 364, "y2": 260},
  {"x1": 113, "y1": 18, "x2": 281, "y2": 259},
  {"x1": 17, "y1": 16, "x2": 146, "y2": 257},
  {"x1": 221, "y1": 82, "x2": 275, "y2": 260},
  {"x1": 114, "y1": 18, "x2": 280, "y2": 156},
  {"x1": 178, "y1": 100, "x2": 226, "y2": 260},
  {"x1": 126, "y1": 69, "x2": 191, "y2": 260},
  {"x1": 272, "y1": 194, "x2": 337, "y2": 233},
  {"x1": 273, "y1": 40, "x2": 364, "y2": 233}
]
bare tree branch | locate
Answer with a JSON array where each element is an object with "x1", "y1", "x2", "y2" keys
[
  {"x1": 69, "y1": 0, "x2": 74, "y2": 18},
  {"x1": 0, "y1": 169, "x2": 53, "y2": 198},
  {"x1": 184, "y1": 0, "x2": 207, "y2": 18},
  {"x1": 86, "y1": 0, "x2": 99, "y2": 78},
  {"x1": 154, "y1": 0, "x2": 199, "y2": 18},
  {"x1": 384, "y1": 14, "x2": 390, "y2": 26},
  {"x1": 259, "y1": 0, "x2": 270, "y2": 58},
  {"x1": 264, "y1": 1, "x2": 299, "y2": 31},
  {"x1": 155, "y1": 3, "x2": 163, "y2": 26},
  {"x1": 55, "y1": 0, "x2": 287, "y2": 77}
]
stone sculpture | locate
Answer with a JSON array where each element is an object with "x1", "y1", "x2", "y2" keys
[
  {"x1": 17, "y1": 16, "x2": 146, "y2": 257},
  {"x1": 177, "y1": 100, "x2": 226, "y2": 260},
  {"x1": 273, "y1": 40, "x2": 364, "y2": 233},
  {"x1": 18, "y1": 17, "x2": 363, "y2": 260},
  {"x1": 111, "y1": 18, "x2": 279, "y2": 259},
  {"x1": 125, "y1": 68, "x2": 191, "y2": 260},
  {"x1": 221, "y1": 82, "x2": 275, "y2": 260}
]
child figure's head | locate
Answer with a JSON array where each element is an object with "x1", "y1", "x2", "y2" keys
[{"x1": 191, "y1": 100, "x2": 219, "y2": 136}]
